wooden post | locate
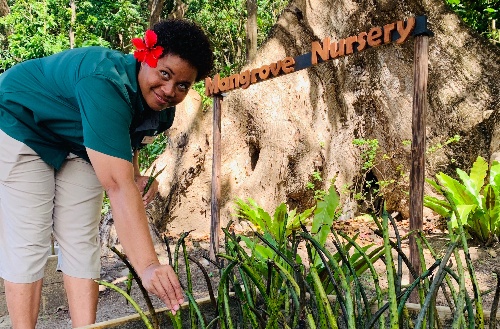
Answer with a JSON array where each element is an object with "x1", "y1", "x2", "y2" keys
[
  {"x1": 409, "y1": 35, "x2": 429, "y2": 301},
  {"x1": 209, "y1": 95, "x2": 223, "y2": 261}
]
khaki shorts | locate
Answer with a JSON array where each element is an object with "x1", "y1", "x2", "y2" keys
[{"x1": 0, "y1": 129, "x2": 104, "y2": 283}]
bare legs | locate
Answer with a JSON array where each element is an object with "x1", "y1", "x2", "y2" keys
[
  {"x1": 4, "y1": 280, "x2": 42, "y2": 329},
  {"x1": 64, "y1": 274, "x2": 99, "y2": 328},
  {"x1": 4, "y1": 276, "x2": 98, "y2": 329}
]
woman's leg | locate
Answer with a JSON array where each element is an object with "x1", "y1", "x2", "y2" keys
[
  {"x1": 53, "y1": 155, "x2": 103, "y2": 327},
  {"x1": 3, "y1": 280, "x2": 42, "y2": 329},
  {"x1": 0, "y1": 130, "x2": 55, "y2": 329},
  {"x1": 62, "y1": 275, "x2": 99, "y2": 327}
]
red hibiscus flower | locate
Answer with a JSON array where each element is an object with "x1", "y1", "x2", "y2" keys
[{"x1": 132, "y1": 30, "x2": 164, "y2": 68}]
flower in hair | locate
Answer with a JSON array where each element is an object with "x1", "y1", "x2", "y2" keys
[{"x1": 132, "y1": 30, "x2": 164, "y2": 68}]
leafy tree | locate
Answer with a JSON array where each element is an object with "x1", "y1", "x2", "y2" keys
[
  {"x1": 445, "y1": 0, "x2": 499, "y2": 43},
  {"x1": 0, "y1": 0, "x2": 70, "y2": 70},
  {"x1": 0, "y1": 0, "x2": 148, "y2": 71},
  {"x1": 185, "y1": 0, "x2": 289, "y2": 75},
  {"x1": 0, "y1": 0, "x2": 289, "y2": 74}
]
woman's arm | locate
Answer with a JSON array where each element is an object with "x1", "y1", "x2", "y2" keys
[{"x1": 87, "y1": 148, "x2": 183, "y2": 313}]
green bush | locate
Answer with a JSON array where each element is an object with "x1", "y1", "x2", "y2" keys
[
  {"x1": 444, "y1": 0, "x2": 499, "y2": 43},
  {"x1": 424, "y1": 156, "x2": 500, "y2": 244}
]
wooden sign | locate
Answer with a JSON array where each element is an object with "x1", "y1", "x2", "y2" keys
[{"x1": 205, "y1": 15, "x2": 432, "y2": 96}]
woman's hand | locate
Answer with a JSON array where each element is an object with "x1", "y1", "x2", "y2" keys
[
  {"x1": 135, "y1": 175, "x2": 159, "y2": 205},
  {"x1": 140, "y1": 263, "x2": 184, "y2": 314}
]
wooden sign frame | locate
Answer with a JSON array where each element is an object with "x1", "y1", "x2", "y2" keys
[{"x1": 207, "y1": 15, "x2": 433, "y2": 286}]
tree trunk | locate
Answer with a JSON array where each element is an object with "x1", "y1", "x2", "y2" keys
[
  {"x1": 246, "y1": 0, "x2": 257, "y2": 62},
  {"x1": 168, "y1": 0, "x2": 187, "y2": 19},
  {"x1": 148, "y1": 0, "x2": 500, "y2": 242},
  {"x1": 148, "y1": 0, "x2": 165, "y2": 27},
  {"x1": 69, "y1": 0, "x2": 76, "y2": 49},
  {"x1": 0, "y1": 0, "x2": 10, "y2": 44},
  {"x1": 0, "y1": 0, "x2": 9, "y2": 17}
]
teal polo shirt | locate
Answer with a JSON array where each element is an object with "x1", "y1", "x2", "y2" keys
[{"x1": 0, "y1": 47, "x2": 174, "y2": 170}]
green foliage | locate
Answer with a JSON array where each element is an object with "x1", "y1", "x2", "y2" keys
[
  {"x1": 234, "y1": 184, "x2": 339, "y2": 246},
  {"x1": 101, "y1": 193, "x2": 111, "y2": 215},
  {"x1": 138, "y1": 133, "x2": 170, "y2": 173},
  {"x1": 306, "y1": 171, "x2": 328, "y2": 200},
  {"x1": 234, "y1": 199, "x2": 314, "y2": 245},
  {"x1": 353, "y1": 138, "x2": 379, "y2": 171},
  {"x1": 426, "y1": 134, "x2": 461, "y2": 154},
  {"x1": 73, "y1": 0, "x2": 148, "y2": 51},
  {"x1": 96, "y1": 280, "x2": 155, "y2": 329},
  {"x1": 0, "y1": 0, "x2": 70, "y2": 70},
  {"x1": 185, "y1": 0, "x2": 289, "y2": 74},
  {"x1": 311, "y1": 185, "x2": 340, "y2": 252},
  {"x1": 424, "y1": 155, "x2": 500, "y2": 243},
  {"x1": 0, "y1": 0, "x2": 147, "y2": 72},
  {"x1": 142, "y1": 164, "x2": 166, "y2": 196},
  {"x1": 0, "y1": 0, "x2": 148, "y2": 71},
  {"x1": 192, "y1": 80, "x2": 213, "y2": 112},
  {"x1": 345, "y1": 138, "x2": 401, "y2": 211},
  {"x1": 347, "y1": 135, "x2": 461, "y2": 215},
  {"x1": 233, "y1": 186, "x2": 381, "y2": 288},
  {"x1": 444, "y1": 0, "x2": 499, "y2": 43},
  {"x1": 104, "y1": 200, "x2": 491, "y2": 329},
  {"x1": 227, "y1": 186, "x2": 383, "y2": 328}
]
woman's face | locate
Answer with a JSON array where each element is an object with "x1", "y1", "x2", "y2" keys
[{"x1": 138, "y1": 53, "x2": 198, "y2": 111}]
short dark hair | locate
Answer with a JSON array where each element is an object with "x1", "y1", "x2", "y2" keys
[{"x1": 153, "y1": 19, "x2": 214, "y2": 82}]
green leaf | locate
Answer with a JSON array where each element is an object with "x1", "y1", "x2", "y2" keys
[
  {"x1": 465, "y1": 155, "x2": 488, "y2": 195},
  {"x1": 484, "y1": 185, "x2": 496, "y2": 211},
  {"x1": 272, "y1": 203, "x2": 288, "y2": 243},
  {"x1": 312, "y1": 185, "x2": 339, "y2": 245},
  {"x1": 490, "y1": 161, "x2": 500, "y2": 186},
  {"x1": 436, "y1": 172, "x2": 476, "y2": 206},
  {"x1": 455, "y1": 204, "x2": 476, "y2": 227},
  {"x1": 424, "y1": 196, "x2": 452, "y2": 218},
  {"x1": 234, "y1": 198, "x2": 272, "y2": 233},
  {"x1": 286, "y1": 206, "x2": 314, "y2": 236}
]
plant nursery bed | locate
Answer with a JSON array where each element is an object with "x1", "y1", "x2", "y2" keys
[
  {"x1": 79, "y1": 295, "x2": 226, "y2": 329},
  {"x1": 3, "y1": 215, "x2": 500, "y2": 328}
]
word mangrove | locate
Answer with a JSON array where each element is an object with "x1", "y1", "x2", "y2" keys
[
  {"x1": 205, "y1": 16, "x2": 418, "y2": 96},
  {"x1": 205, "y1": 57, "x2": 295, "y2": 96}
]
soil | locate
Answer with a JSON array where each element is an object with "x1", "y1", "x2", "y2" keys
[{"x1": 24, "y1": 214, "x2": 500, "y2": 329}]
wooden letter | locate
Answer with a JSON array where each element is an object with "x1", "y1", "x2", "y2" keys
[
  {"x1": 239, "y1": 70, "x2": 251, "y2": 89},
  {"x1": 396, "y1": 17, "x2": 416, "y2": 44},
  {"x1": 250, "y1": 68, "x2": 260, "y2": 83},
  {"x1": 383, "y1": 23, "x2": 396, "y2": 44},
  {"x1": 228, "y1": 74, "x2": 239, "y2": 90},
  {"x1": 345, "y1": 35, "x2": 358, "y2": 55},
  {"x1": 367, "y1": 27, "x2": 383, "y2": 47},
  {"x1": 282, "y1": 57, "x2": 295, "y2": 74},
  {"x1": 259, "y1": 64, "x2": 270, "y2": 80},
  {"x1": 219, "y1": 76, "x2": 230, "y2": 92},
  {"x1": 270, "y1": 61, "x2": 283, "y2": 76},
  {"x1": 330, "y1": 39, "x2": 345, "y2": 58},
  {"x1": 205, "y1": 74, "x2": 220, "y2": 96},
  {"x1": 357, "y1": 32, "x2": 368, "y2": 52},
  {"x1": 311, "y1": 37, "x2": 330, "y2": 65}
]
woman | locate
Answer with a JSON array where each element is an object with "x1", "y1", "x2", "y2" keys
[{"x1": 0, "y1": 18, "x2": 214, "y2": 328}]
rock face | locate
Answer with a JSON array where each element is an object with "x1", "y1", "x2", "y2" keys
[{"x1": 147, "y1": 0, "x2": 500, "y2": 240}]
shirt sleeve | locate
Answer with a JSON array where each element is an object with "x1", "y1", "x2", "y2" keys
[{"x1": 75, "y1": 75, "x2": 135, "y2": 162}]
